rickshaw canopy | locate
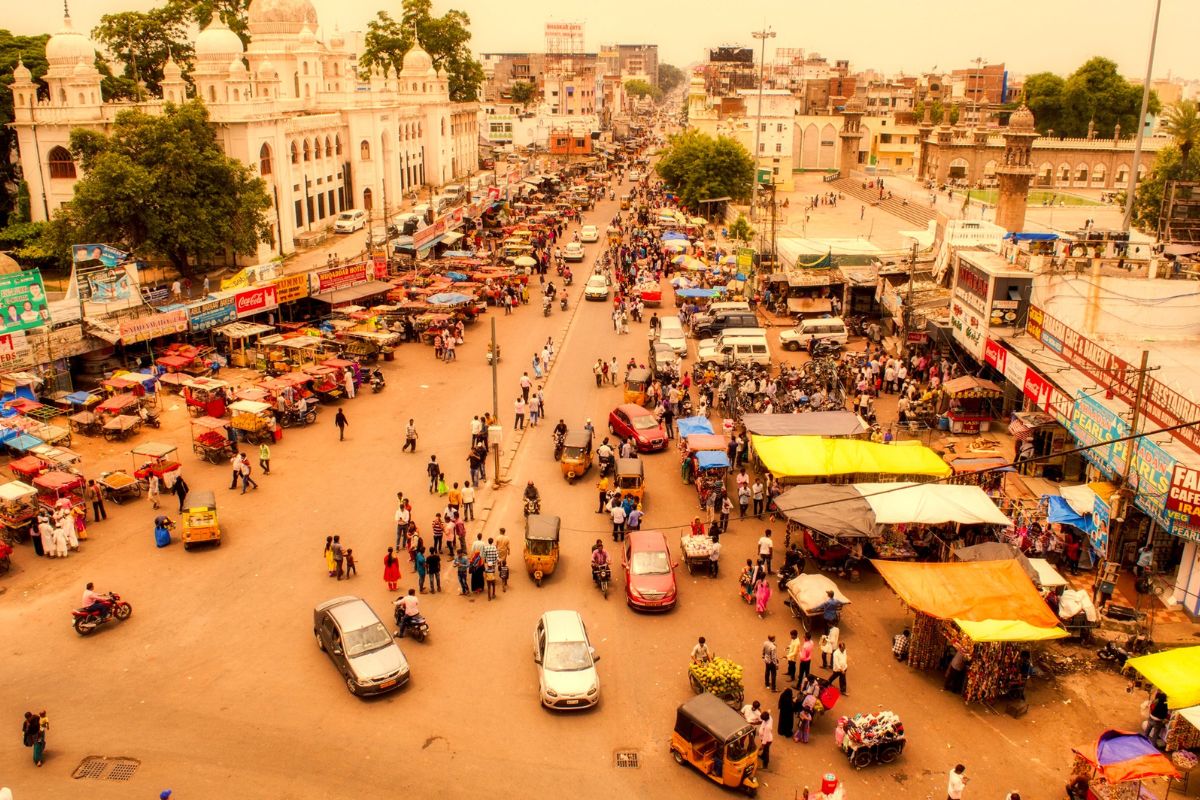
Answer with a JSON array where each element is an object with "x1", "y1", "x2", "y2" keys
[
  {"x1": 564, "y1": 430, "x2": 592, "y2": 450},
  {"x1": 695, "y1": 451, "x2": 730, "y2": 469},
  {"x1": 625, "y1": 367, "x2": 652, "y2": 386},
  {"x1": 229, "y1": 400, "x2": 272, "y2": 415},
  {"x1": 0, "y1": 480, "x2": 37, "y2": 501},
  {"x1": 676, "y1": 692, "x2": 756, "y2": 743},
  {"x1": 184, "y1": 490, "x2": 217, "y2": 511},
  {"x1": 525, "y1": 514, "x2": 561, "y2": 542},
  {"x1": 677, "y1": 417, "x2": 715, "y2": 438},
  {"x1": 686, "y1": 433, "x2": 728, "y2": 452},
  {"x1": 616, "y1": 458, "x2": 644, "y2": 479}
]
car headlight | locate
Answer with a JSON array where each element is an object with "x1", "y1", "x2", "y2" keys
[
  {"x1": 587, "y1": 686, "x2": 598, "y2": 696},
  {"x1": 545, "y1": 689, "x2": 558, "y2": 698}
]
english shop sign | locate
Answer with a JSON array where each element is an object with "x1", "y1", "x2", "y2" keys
[{"x1": 235, "y1": 285, "x2": 277, "y2": 318}]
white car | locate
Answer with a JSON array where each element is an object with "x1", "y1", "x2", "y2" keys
[
  {"x1": 534, "y1": 610, "x2": 600, "y2": 710},
  {"x1": 579, "y1": 225, "x2": 599, "y2": 243},
  {"x1": 584, "y1": 275, "x2": 610, "y2": 301},
  {"x1": 334, "y1": 210, "x2": 367, "y2": 233},
  {"x1": 564, "y1": 242, "x2": 586, "y2": 262}
]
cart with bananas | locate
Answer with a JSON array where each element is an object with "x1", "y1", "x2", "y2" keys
[
  {"x1": 687, "y1": 656, "x2": 744, "y2": 707},
  {"x1": 229, "y1": 400, "x2": 276, "y2": 445}
]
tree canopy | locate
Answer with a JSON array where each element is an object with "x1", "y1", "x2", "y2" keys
[
  {"x1": 1022, "y1": 57, "x2": 1159, "y2": 138},
  {"x1": 54, "y1": 100, "x2": 271, "y2": 274},
  {"x1": 92, "y1": 6, "x2": 194, "y2": 99},
  {"x1": 624, "y1": 79, "x2": 661, "y2": 102},
  {"x1": 360, "y1": 0, "x2": 484, "y2": 102},
  {"x1": 655, "y1": 129, "x2": 755, "y2": 212},
  {"x1": 0, "y1": 30, "x2": 50, "y2": 226},
  {"x1": 1160, "y1": 100, "x2": 1200, "y2": 164},
  {"x1": 509, "y1": 80, "x2": 537, "y2": 108},
  {"x1": 1129, "y1": 144, "x2": 1200, "y2": 234},
  {"x1": 658, "y1": 63, "x2": 685, "y2": 94},
  {"x1": 913, "y1": 99, "x2": 958, "y2": 126}
]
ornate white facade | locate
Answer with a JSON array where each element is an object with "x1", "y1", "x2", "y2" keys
[{"x1": 10, "y1": 0, "x2": 479, "y2": 263}]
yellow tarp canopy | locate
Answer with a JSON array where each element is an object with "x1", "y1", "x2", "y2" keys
[
  {"x1": 955, "y1": 619, "x2": 1068, "y2": 642},
  {"x1": 752, "y1": 435, "x2": 953, "y2": 479},
  {"x1": 873, "y1": 559, "x2": 1063, "y2": 634},
  {"x1": 1125, "y1": 647, "x2": 1200, "y2": 708}
]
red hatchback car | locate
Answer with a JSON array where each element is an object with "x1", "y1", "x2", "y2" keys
[
  {"x1": 623, "y1": 530, "x2": 678, "y2": 611},
  {"x1": 608, "y1": 403, "x2": 668, "y2": 452}
]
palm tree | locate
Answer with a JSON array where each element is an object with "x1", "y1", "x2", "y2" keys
[{"x1": 1160, "y1": 99, "x2": 1200, "y2": 165}]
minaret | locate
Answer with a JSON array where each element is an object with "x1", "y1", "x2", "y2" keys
[
  {"x1": 994, "y1": 104, "x2": 1039, "y2": 234},
  {"x1": 838, "y1": 94, "x2": 864, "y2": 178}
]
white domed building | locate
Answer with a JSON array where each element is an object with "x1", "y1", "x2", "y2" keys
[{"x1": 9, "y1": 0, "x2": 479, "y2": 264}]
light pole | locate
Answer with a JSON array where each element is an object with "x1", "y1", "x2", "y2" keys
[
  {"x1": 1122, "y1": 0, "x2": 1163, "y2": 233},
  {"x1": 750, "y1": 27, "x2": 776, "y2": 223}
]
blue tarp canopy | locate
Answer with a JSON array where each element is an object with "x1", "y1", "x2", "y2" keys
[
  {"x1": 65, "y1": 391, "x2": 93, "y2": 406},
  {"x1": 695, "y1": 450, "x2": 730, "y2": 469},
  {"x1": 661, "y1": 231, "x2": 689, "y2": 241},
  {"x1": 1044, "y1": 494, "x2": 1096, "y2": 533},
  {"x1": 7, "y1": 434, "x2": 44, "y2": 452},
  {"x1": 1006, "y1": 232, "x2": 1058, "y2": 241},
  {"x1": 676, "y1": 288, "x2": 722, "y2": 298},
  {"x1": 676, "y1": 416, "x2": 715, "y2": 438}
]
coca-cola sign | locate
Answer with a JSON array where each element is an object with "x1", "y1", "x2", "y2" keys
[{"x1": 234, "y1": 285, "x2": 278, "y2": 318}]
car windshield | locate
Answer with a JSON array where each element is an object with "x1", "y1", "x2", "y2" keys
[
  {"x1": 337, "y1": 213, "x2": 355, "y2": 221},
  {"x1": 631, "y1": 550, "x2": 671, "y2": 575},
  {"x1": 630, "y1": 415, "x2": 658, "y2": 431},
  {"x1": 589, "y1": 278, "x2": 607, "y2": 287},
  {"x1": 343, "y1": 622, "x2": 393, "y2": 657},
  {"x1": 544, "y1": 641, "x2": 592, "y2": 671}
]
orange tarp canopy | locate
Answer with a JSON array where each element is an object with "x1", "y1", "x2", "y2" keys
[{"x1": 872, "y1": 558, "x2": 1062, "y2": 629}]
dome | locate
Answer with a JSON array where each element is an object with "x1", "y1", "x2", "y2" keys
[
  {"x1": 1009, "y1": 104, "x2": 1036, "y2": 131},
  {"x1": 13, "y1": 58, "x2": 32, "y2": 82},
  {"x1": 196, "y1": 19, "x2": 244, "y2": 61},
  {"x1": 228, "y1": 57, "x2": 248, "y2": 77},
  {"x1": 46, "y1": 13, "x2": 96, "y2": 68},
  {"x1": 163, "y1": 57, "x2": 182, "y2": 79},
  {"x1": 72, "y1": 60, "x2": 90, "y2": 77},
  {"x1": 259, "y1": 59, "x2": 278, "y2": 79},
  {"x1": 401, "y1": 44, "x2": 433, "y2": 76},
  {"x1": 247, "y1": 0, "x2": 318, "y2": 36},
  {"x1": 297, "y1": 23, "x2": 316, "y2": 46},
  {"x1": 329, "y1": 26, "x2": 345, "y2": 49}
]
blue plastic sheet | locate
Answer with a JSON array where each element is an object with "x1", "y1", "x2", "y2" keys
[
  {"x1": 676, "y1": 416, "x2": 714, "y2": 438},
  {"x1": 695, "y1": 450, "x2": 730, "y2": 469},
  {"x1": 1044, "y1": 494, "x2": 1095, "y2": 533}
]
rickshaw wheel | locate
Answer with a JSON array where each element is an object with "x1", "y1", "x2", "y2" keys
[
  {"x1": 535, "y1": 575, "x2": 543, "y2": 587},
  {"x1": 183, "y1": 541, "x2": 191, "y2": 551},
  {"x1": 850, "y1": 747, "x2": 874, "y2": 768},
  {"x1": 878, "y1": 744, "x2": 901, "y2": 764},
  {"x1": 744, "y1": 787, "x2": 757, "y2": 798},
  {"x1": 671, "y1": 749, "x2": 684, "y2": 766}
]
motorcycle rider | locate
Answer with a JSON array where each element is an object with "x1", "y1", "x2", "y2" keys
[
  {"x1": 596, "y1": 437, "x2": 614, "y2": 467},
  {"x1": 393, "y1": 588, "x2": 421, "y2": 637},
  {"x1": 523, "y1": 481, "x2": 541, "y2": 512},
  {"x1": 591, "y1": 542, "x2": 610, "y2": 587},
  {"x1": 81, "y1": 581, "x2": 110, "y2": 619}
]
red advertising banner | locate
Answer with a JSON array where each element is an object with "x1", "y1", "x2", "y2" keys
[
  {"x1": 234, "y1": 285, "x2": 278, "y2": 318},
  {"x1": 316, "y1": 264, "x2": 369, "y2": 293},
  {"x1": 1168, "y1": 464, "x2": 1200, "y2": 528},
  {"x1": 983, "y1": 338, "x2": 1008, "y2": 374},
  {"x1": 413, "y1": 219, "x2": 447, "y2": 250}
]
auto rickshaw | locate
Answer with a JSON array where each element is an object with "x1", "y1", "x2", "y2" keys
[
  {"x1": 670, "y1": 692, "x2": 760, "y2": 796},
  {"x1": 181, "y1": 490, "x2": 220, "y2": 550},
  {"x1": 559, "y1": 430, "x2": 593, "y2": 482},
  {"x1": 523, "y1": 514, "x2": 560, "y2": 587},
  {"x1": 620, "y1": 193, "x2": 632, "y2": 210},
  {"x1": 623, "y1": 367, "x2": 652, "y2": 406},
  {"x1": 615, "y1": 457, "x2": 645, "y2": 507}
]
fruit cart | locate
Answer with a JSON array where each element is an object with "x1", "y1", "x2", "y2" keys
[
  {"x1": 96, "y1": 470, "x2": 142, "y2": 504},
  {"x1": 0, "y1": 480, "x2": 39, "y2": 541},
  {"x1": 182, "y1": 377, "x2": 228, "y2": 418},
  {"x1": 687, "y1": 656, "x2": 744, "y2": 707},
  {"x1": 191, "y1": 416, "x2": 234, "y2": 464},
  {"x1": 95, "y1": 392, "x2": 140, "y2": 419},
  {"x1": 131, "y1": 442, "x2": 181, "y2": 490},
  {"x1": 680, "y1": 534, "x2": 714, "y2": 576},
  {"x1": 33, "y1": 470, "x2": 85, "y2": 515},
  {"x1": 838, "y1": 710, "x2": 906, "y2": 768},
  {"x1": 102, "y1": 414, "x2": 141, "y2": 442},
  {"x1": 229, "y1": 400, "x2": 276, "y2": 445}
]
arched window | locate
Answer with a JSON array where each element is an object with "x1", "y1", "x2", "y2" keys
[
  {"x1": 325, "y1": 136, "x2": 332, "y2": 157},
  {"x1": 303, "y1": 61, "x2": 309, "y2": 76},
  {"x1": 208, "y1": 85, "x2": 216, "y2": 102},
  {"x1": 47, "y1": 146, "x2": 76, "y2": 179},
  {"x1": 360, "y1": 140, "x2": 371, "y2": 160},
  {"x1": 335, "y1": 135, "x2": 342, "y2": 156},
  {"x1": 363, "y1": 188, "x2": 373, "y2": 211},
  {"x1": 303, "y1": 140, "x2": 311, "y2": 161},
  {"x1": 290, "y1": 141, "x2": 299, "y2": 164},
  {"x1": 259, "y1": 143, "x2": 272, "y2": 176},
  {"x1": 312, "y1": 137, "x2": 322, "y2": 159}
]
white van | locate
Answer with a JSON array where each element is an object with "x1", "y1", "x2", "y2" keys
[
  {"x1": 697, "y1": 328, "x2": 770, "y2": 366},
  {"x1": 656, "y1": 315, "x2": 688, "y2": 357},
  {"x1": 779, "y1": 317, "x2": 849, "y2": 350},
  {"x1": 334, "y1": 209, "x2": 367, "y2": 233}
]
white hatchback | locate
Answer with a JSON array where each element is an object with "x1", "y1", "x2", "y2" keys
[
  {"x1": 564, "y1": 241, "x2": 586, "y2": 262},
  {"x1": 584, "y1": 274, "x2": 610, "y2": 301},
  {"x1": 580, "y1": 225, "x2": 600, "y2": 243},
  {"x1": 534, "y1": 610, "x2": 600, "y2": 710}
]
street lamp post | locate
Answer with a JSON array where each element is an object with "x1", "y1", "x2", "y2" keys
[
  {"x1": 750, "y1": 27, "x2": 776, "y2": 223},
  {"x1": 1122, "y1": 0, "x2": 1163, "y2": 233}
]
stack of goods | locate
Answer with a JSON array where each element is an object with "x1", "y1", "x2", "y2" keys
[
  {"x1": 196, "y1": 431, "x2": 227, "y2": 448},
  {"x1": 1166, "y1": 712, "x2": 1200, "y2": 752},
  {"x1": 871, "y1": 529, "x2": 917, "y2": 559},
  {"x1": 960, "y1": 640, "x2": 1022, "y2": 703},
  {"x1": 906, "y1": 613, "x2": 946, "y2": 671},
  {"x1": 232, "y1": 411, "x2": 265, "y2": 431},
  {"x1": 688, "y1": 657, "x2": 743, "y2": 699},
  {"x1": 842, "y1": 711, "x2": 904, "y2": 747},
  {"x1": 680, "y1": 535, "x2": 713, "y2": 559}
]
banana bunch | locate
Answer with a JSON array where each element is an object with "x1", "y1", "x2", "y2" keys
[{"x1": 689, "y1": 657, "x2": 743, "y2": 694}]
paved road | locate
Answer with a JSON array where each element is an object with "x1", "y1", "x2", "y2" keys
[{"x1": 0, "y1": 176, "x2": 1142, "y2": 800}]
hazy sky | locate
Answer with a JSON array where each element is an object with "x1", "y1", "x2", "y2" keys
[{"x1": 9, "y1": 0, "x2": 1198, "y2": 81}]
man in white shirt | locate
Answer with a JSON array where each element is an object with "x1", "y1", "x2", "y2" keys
[
  {"x1": 947, "y1": 764, "x2": 967, "y2": 800},
  {"x1": 690, "y1": 636, "x2": 712, "y2": 664},
  {"x1": 393, "y1": 589, "x2": 421, "y2": 637},
  {"x1": 757, "y1": 530, "x2": 774, "y2": 574},
  {"x1": 830, "y1": 642, "x2": 848, "y2": 695},
  {"x1": 610, "y1": 503, "x2": 627, "y2": 542},
  {"x1": 394, "y1": 502, "x2": 411, "y2": 550}
]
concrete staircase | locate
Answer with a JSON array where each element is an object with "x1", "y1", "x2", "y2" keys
[{"x1": 833, "y1": 178, "x2": 938, "y2": 229}]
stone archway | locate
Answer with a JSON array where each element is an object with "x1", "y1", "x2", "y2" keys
[
  {"x1": 1091, "y1": 163, "x2": 1107, "y2": 187},
  {"x1": 1058, "y1": 163, "x2": 1071, "y2": 185},
  {"x1": 949, "y1": 158, "x2": 969, "y2": 180},
  {"x1": 1074, "y1": 162, "x2": 1089, "y2": 186},
  {"x1": 1036, "y1": 162, "x2": 1053, "y2": 188}
]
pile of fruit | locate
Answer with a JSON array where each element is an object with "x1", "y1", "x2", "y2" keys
[
  {"x1": 232, "y1": 412, "x2": 266, "y2": 430},
  {"x1": 196, "y1": 431, "x2": 227, "y2": 447},
  {"x1": 689, "y1": 657, "x2": 743, "y2": 697}
]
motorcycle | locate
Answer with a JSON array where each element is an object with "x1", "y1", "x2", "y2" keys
[
  {"x1": 279, "y1": 405, "x2": 319, "y2": 428},
  {"x1": 72, "y1": 592, "x2": 133, "y2": 636},
  {"x1": 563, "y1": 269, "x2": 573, "y2": 286},
  {"x1": 138, "y1": 408, "x2": 161, "y2": 429},
  {"x1": 542, "y1": 298, "x2": 552, "y2": 317},
  {"x1": 553, "y1": 431, "x2": 566, "y2": 460},
  {"x1": 1097, "y1": 633, "x2": 1153, "y2": 670},
  {"x1": 393, "y1": 605, "x2": 430, "y2": 643},
  {"x1": 370, "y1": 371, "x2": 386, "y2": 393},
  {"x1": 593, "y1": 562, "x2": 611, "y2": 599},
  {"x1": 523, "y1": 495, "x2": 541, "y2": 516},
  {"x1": 559, "y1": 295, "x2": 568, "y2": 312},
  {"x1": 810, "y1": 339, "x2": 842, "y2": 359},
  {"x1": 598, "y1": 453, "x2": 615, "y2": 478},
  {"x1": 777, "y1": 562, "x2": 802, "y2": 591}
]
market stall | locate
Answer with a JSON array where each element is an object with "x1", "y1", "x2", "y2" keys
[
  {"x1": 941, "y1": 376, "x2": 1003, "y2": 435},
  {"x1": 229, "y1": 400, "x2": 278, "y2": 445},
  {"x1": 740, "y1": 412, "x2": 867, "y2": 439},
  {"x1": 181, "y1": 377, "x2": 228, "y2": 418},
  {"x1": 1070, "y1": 730, "x2": 1180, "y2": 800},
  {"x1": 680, "y1": 533, "x2": 714, "y2": 575},
  {"x1": 0, "y1": 480, "x2": 39, "y2": 540},
  {"x1": 681, "y1": 434, "x2": 729, "y2": 510},
  {"x1": 190, "y1": 416, "x2": 234, "y2": 464},
  {"x1": 1125, "y1": 647, "x2": 1200, "y2": 710},
  {"x1": 752, "y1": 436, "x2": 953, "y2": 484},
  {"x1": 215, "y1": 321, "x2": 275, "y2": 368}
]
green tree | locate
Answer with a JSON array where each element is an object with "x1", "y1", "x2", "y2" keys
[
  {"x1": 1129, "y1": 144, "x2": 1200, "y2": 233},
  {"x1": 360, "y1": 1, "x2": 484, "y2": 102},
  {"x1": 509, "y1": 80, "x2": 537, "y2": 108},
  {"x1": 655, "y1": 129, "x2": 754, "y2": 211},
  {"x1": 913, "y1": 99, "x2": 957, "y2": 126},
  {"x1": 0, "y1": 31, "x2": 50, "y2": 227},
  {"x1": 93, "y1": 6, "x2": 194, "y2": 98},
  {"x1": 57, "y1": 100, "x2": 271, "y2": 274},
  {"x1": 1021, "y1": 72, "x2": 1064, "y2": 134},
  {"x1": 1160, "y1": 100, "x2": 1200, "y2": 164},
  {"x1": 728, "y1": 214, "x2": 754, "y2": 243},
  {"x1": 625, "y1": 79, "x2": 661, "y2": 101},
  {"x1": 658, "y1": 63, "x2": 685, "y2": 94},
  {"x1": 167, "y1": 0, "x2": 253, "y2": 46}
]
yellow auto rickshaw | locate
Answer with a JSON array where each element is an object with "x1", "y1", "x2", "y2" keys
[
  {"x1": 620, "y1": 193, "x2": 632, "y2": 210},
  {"x1": 559, "y1": 429, "x2": 593, "y2": 482},
  {"x1": 615, "y1": 457, "x2": 645, "y2": 507},
  {"x1": 181, "y1": 489, "x2": 220, "y2": 550},
  {"x1": 623, "y1": 367, "x2": 652, "y2": 406},
  {"x1": 670, "y1": 693, "x2": 760, "y2": 796},
  {"x1": 523, "y1": 514, "x2": 560, "y2": 587}
]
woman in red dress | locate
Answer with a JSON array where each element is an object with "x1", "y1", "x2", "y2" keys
[{"x1": 383, "y1": 547, "x2": 403, "y2": 591}]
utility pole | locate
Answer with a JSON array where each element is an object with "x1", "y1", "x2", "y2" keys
[
  {"x1": 905, "y1": 241, "x2": 917, "y2": 338},
  {"x1": 490, "y1": 316, "x2": 501, "y2": 489},
  {"x1": 1122, "y1": 0, "x2": 1163, "y2": 233},
  {"x1": 750, "y1": 26, "x2": 775, "y2": 223},
  {"x1": 1110, "y1": 350, "x2": 1151, "y2": 564}
]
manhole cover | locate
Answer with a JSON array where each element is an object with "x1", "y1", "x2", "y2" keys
[
  {"x1": 73, "y1": 756, "x2": 140, "y2": 781},
  {"x1": 614, "y1": 749, "x2": 640, "y2": 768}
]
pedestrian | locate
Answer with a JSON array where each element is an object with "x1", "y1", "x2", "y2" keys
[
  {"x1": 258, "y1": 441, "x2": 271, "y2": 475},
  {"x1": 520, "y1": 372, "x2": 532, "y2": 401},
  {"x1": 798, "y1": 631, "x2": 814, "y2": 683},
  {"x1": 757, "y1": 530, "x2": 774, "y2": 574},
  {"x1": 423, "y1": 547, "x2": 441, "y2": 593},
  {"x1": 22, "y1": 711, "x2": 37, "y2": 749},
  {"x1": 344, "y1": 548, "x2": 357, "y2": 578},
  {"x1": 738, "y1": 484, "x2": 750, "y2": 518},
  {"x1": 147, "y1": 473, "x2": 160, "y2": 509},
  {"x1": 794, "y1": 693, "x2": 814, "y2": 743},
  {"x1": 415, "y1": 545, "x2": 427, "y2": 592},
  {"x1": 708, "y1": 538, "x2": 721, "y2": 577},
  {"x1": 596, "y1": 475, "x2": 610, "y2": 513},
  {"x1": 454, "y1": 548, "x2": 469, "y2": 595},
  {"x1": 762, "y1": 634, "x2": 779, "y2": 691},
  {"x1": 513, "y1": 396, "x2": 526, "y2": 429},
  {"x1": 461, "y1": 480, "x2": 475, "y2": 521},
  {"x1": 331, "y1": 535, "x2": 345, "y2": 580},
  {"x1": 425, "y1": 456, "x2": 442, "y2": 494},
  {"x1": 172, "y1": 474, "x2": 189, "y2": 513},
  {"x1": 324, "y1": 536, "x2": 336, "y2": 576},
  {"x1": 757, "y1": 711, "x2": 773, "y2": 769},
  {"x1": 947, "y1": 764, "x2": 967, "y2": 800},
  {"x1": 830, "y1": 641, "x2": 848, "y2": 694},
  {"x1": 429, "y1": 515, "x2": 445, "y2": 555},
  {"x1": 754, "y1": 576, "x2": 771, "y2": 618},
  {"x1": 334, "y1": 409, "x2": 348, "y2": 440},
  {"x1": 483, "y1": 536, "x2": 499, "y2": 600},
  {"x1": 785, "y1": 629, "x2": 800, "y2": 681},
  {"x1": 383, "y1": 547, "x2": 402, "y2": 591},
  {"x1": 403, "y1": 419, "x2": 418, "y2": 452},
  {"x1": 229, "y1": 454, "x2": 241, "y2": 490},
  {"x1": 86, "y1": 479, "x2": 106, "y2": 522},
  {"x1": 610, "y1": 502, "x2": 626, "y2": 541},
  {"x1": 239, "y1": 454, "x2": 258, "y2": 493},
  {"x1": 820, "y1": 625, "x2": 839, "y2": 669},
  {"x1": 777, "y1": 686, "x2": 795, "y2": 738}
]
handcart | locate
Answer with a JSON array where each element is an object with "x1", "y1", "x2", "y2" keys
[
  {"x1": 33, "y1": 470, "x2": 85, "y2": 515},
  {"x1": 687, "y1": 656, "x2": 744, "y2": 707},
  {"x1": 103, "y1": 414, "x2": 141, "y2": 442},
  {"x1": 680, "y1": 534, "x2": 714, "y2": 576},
  {"x1": 95, "y1": 392, "x2": 140, "y2": 419},
  {"x1": 29, "y1": 445, "x2": 82, "y2": 475},
  {"x1": 229, "y1": 400, "x2": 276, "y2": 445},
  {"x1": 784, "y1": 573, "x2": 851, "y2": 633},
  {"x1": 96, "y1": 470, "x2": 141, "y2": 504},
  {"x1": 0, "y1": 480, "x2": 39, "y2": 541},
  {"x1": 68, "y1": 411, "x2": 101, "y2": 437},
  {"x1": 191, "y1": 416, "x2": 234, "y2": 464},
  {"x1": 8, "y1": 455, "x2": 45, "y2": 483},
  {"x1": 839, "y1": 710, "x2": 906, "y2": 768},
  {"x1": 131, "y1": 442, "x2": 181, "y2": 490}
]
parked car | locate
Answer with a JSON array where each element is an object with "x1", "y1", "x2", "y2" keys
[
  {"x1": 533, "y1": 610, "x2": 601, "y2": 710},
  {"x1": 584, "y1": 275, "x2": 611, "y2": 301},
  {"x1": 623, "y1": 530, "x2": 678, "y2": 611},
  {"x1": 580, "y1": 225, "x2": 600, "y2": 243},
  {"x1": 608, "y1": 403, "x2": 667, "y2": 452},
  {"x1": 313, "y1": 596, "x2": 410, "y2": 696},
  {"x1": 334, "y1": 210, "x2": 367, "y2": 233},
  {"x1": 564, "y1": 241, "x2": 586, "y2": 262},
  {"x1": 692, "y1": 310, "x2": 761, "y2": 339},
  {"x1": 779, "y1": 317, "x2": 850, "y2": 350}
]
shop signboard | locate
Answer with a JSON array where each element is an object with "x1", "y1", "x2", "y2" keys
[
  {"x1": 188, "y1": 299, "x2": 236, "y2": 332},
  {"x1": 273, "y1": 274, "x2": 310, "y2": 304},
  {"x1": 949, "y1": 297, "x2": 985, "y2": 360},
  {"x1": 1168, "y1": 465, "x2": 1200, "y2": 529},
  {"x1": 315, "y1": 263, "x2": 369, "y2": 294},
  {"x1": 1069, "y1": 391, "x2": 1129, "y2": 475},
  {"x1": 119, "y1": 309, "x2": 189, "y2": 344},
  {"x1": 234, "y1": 285, "x2": 278, "y2": 319},
  {"x1": 0, "y1": 270, "x2": 51, "y2": 334},
  {"x1": 0, "y1": 332, "x2": 33, "y2": 371},
  {"x1": 983, "y1": 338, "x2": 1008, "y2": 374},
  {"x1": 413, "y1": 219, "x2": 447, "y2": 250},
  {"x1": 1091, "y1": 494, "x2": 1111, "y2": 555},
  {"x1": 737, "y1": 248, "x2": 754, "y2": 270}
]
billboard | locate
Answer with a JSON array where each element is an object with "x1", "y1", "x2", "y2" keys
[{"x1": 0, "y1": 270, "x2": 51, "y2": 335}]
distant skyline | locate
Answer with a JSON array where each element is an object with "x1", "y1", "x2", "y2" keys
[{"x1": 8, "y1": 0, "x2": 1199, "y2": 83}]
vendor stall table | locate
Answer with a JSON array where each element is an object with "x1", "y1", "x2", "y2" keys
[
  {"x1": 6, "y1": 433, "x2": 44, "y2": 454},
  {"x1": 9, "y1": 455, "x2": 45, "y2": 482},
  {"x1": 30, "y1": 445, "x2": 81, "y2": 473},
  {"x1": 0, "y1": 480, "x2": 38, "y2": 540},
  {"x1": 680, "y1": 534, "x2": 714, "y2": 575},
  {"x1": 103, "y1": 415, "x2": 141, "y2": 442},
  {"x1": 191, "y1": 416, "x2": 233, "y2": 464},
  {"x1": 96, "y1": 393, "x2": 139, "y2": 417},
  {"x1": 69, "y1": 411, "x2": 100, "y2": 436}
]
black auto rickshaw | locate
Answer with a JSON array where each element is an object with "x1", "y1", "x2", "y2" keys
[
  {"x1": 623, "y1": 367, "x2": 652, "y2": 406},
  {"x1": 559, "y1": 430, "x2": 593, "y2": 482},
  {"x1": 523, "y1": 514, "x2": 561, "y2": 587},
  {"x1": 670, "y1": 692, "x2": 760, "y2": 796},
  {"x1": 615, "y1": 457, "x2": 645, "y2": 508}
]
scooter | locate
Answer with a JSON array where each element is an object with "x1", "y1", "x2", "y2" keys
[
  {"x1": 542, "y1": 298, "x2": 552, "y2": 317},
  {"x1": 563, "y1": 269, "x2": 573, "y2": 286},
  {"x1": 523, "y1": 496, "x2": 541, "y2": 516},
  {"x1": 138, "y1": 408, "x2": 161, "y2": 429},
  {"x1": 72, "y1": 592, "x2": 133, "y2": 636},
  {"x1": 1097, "y1": 633, "x2": 1153, "y2": 669},
  {"x1": 553, "y1": 431, "x2": 565, "y2": 460},
  {"x1": 393, "y1": 606, "x2": 430, "y2": 643},
  {"x1": 559, "y1": 295, "x2": 568, "y2": 312},
  {"x1": 598, "y1": 453, "x2": 615, "y2": 478},
  {"x1": 370, "y1": 371, "x2": 386, "y2": 393}
]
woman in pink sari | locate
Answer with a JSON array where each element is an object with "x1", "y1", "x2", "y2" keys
[{"x1": 754, "y1": 577, "x2": 771, "y2": 618}]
